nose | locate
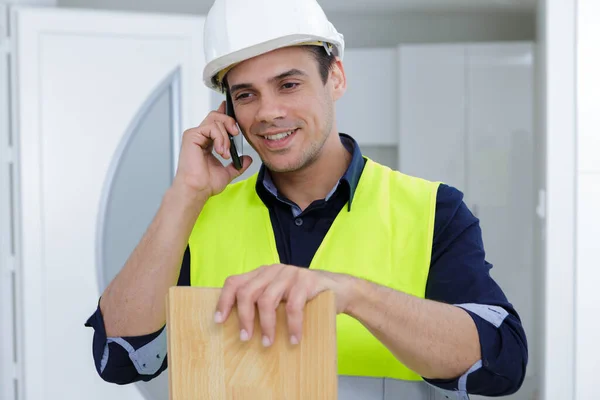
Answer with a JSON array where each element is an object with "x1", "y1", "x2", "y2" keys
[{"x1": 255, "y1": 92, "x2": 286, "y2": 124}]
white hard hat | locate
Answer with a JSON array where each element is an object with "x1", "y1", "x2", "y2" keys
[{"x1": 203, "y1": 0, "x2": 345, "y2": 92}]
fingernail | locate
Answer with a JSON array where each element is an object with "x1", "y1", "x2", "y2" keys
[
  {"x1": 214, "y1": 312, "x2": 222, "y2": 323},
  {"x1": 262, "y1": 335, "x2": 271, "y2": 347},
  {"x1": 240, "y1": 329, "x2": 249, "y2": 341},
  {"x1": 290, "y1": 335, "x2": 299, "y2": 345},
  {"x1": 225, "y1": 149, "x2": 230, "y2": 158}
]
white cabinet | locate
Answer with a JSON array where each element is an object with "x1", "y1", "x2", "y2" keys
[
  {"x1": 336, "y1": 48, "x2": 400, "y2": 170},
  {"x1": 465, "y1": 45, "x2": 535, "y2": 381},
  {"x1": 398, "y1": 42, "x2": 537, "y2": 383},
  {"x1": 398, "y1": 44, "x2": 467, "y2": 190},
  {"x1": 336, "y1": 48, "x2": 397, "y2": 146}
]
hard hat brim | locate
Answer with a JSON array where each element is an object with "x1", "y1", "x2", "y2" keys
[{"x1": 203, "y1": 34, "x2": 344, "y2": 93}]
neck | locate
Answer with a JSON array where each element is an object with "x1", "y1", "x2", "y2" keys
[{"x1": 270, "y1": 133, "x2": 352, "y2": 211}]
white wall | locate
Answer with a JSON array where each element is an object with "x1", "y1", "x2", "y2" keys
[
  {"x1": 533, "y1": 2, "x2": 547, "y2": 400},
  {"x1": 538, "y1": 3, "x2": 600, "y2": 400},
  {"x1": 538, "y1": 1, "x2": 577, "y2": 400},
  {"x1": 575, "y1": 1, "x2": 600, "y2": 399},
  {"x1": 0, "y1": 6, "x2": 16, "y2": 400},
  {"x1": 328, "y1": 12, "x2": 535, "y2": 47},
  {"x1": 56, "y1": 0, "x2": 535, "y2": 47}
]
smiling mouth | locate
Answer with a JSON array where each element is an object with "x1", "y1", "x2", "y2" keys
[{"x1": 264, "y1": 129, "x2": 298, "y2": 141}]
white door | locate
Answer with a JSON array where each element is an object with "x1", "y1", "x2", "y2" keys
[{"x1": 11, "y1": 6, "x2": 208, "y2": 400}]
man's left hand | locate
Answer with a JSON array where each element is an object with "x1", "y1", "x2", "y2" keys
[{"x1": 213, "y1": 264, "x2": 356, "y2": 347}]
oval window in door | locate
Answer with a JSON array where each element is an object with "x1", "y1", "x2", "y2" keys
[{"x1": 96, "y1": 69, "x2": 181, "y2": 400}]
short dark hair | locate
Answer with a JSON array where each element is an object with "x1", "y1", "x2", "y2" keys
[
  {"x1": 222, "y1": 44, "x2": 336, "y2": 92},
  {"x1": 304, "y1": 44, "x2": 337, "y2": 85}
]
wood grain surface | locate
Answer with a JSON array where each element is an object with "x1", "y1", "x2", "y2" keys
[{"x1": 166, "y1": 287, "x2": 338, "y2": 400}]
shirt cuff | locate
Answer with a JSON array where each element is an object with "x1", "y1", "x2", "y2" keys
[
  {"x1": 106, "y1": 329, "x2": 167, "y2": 376},
  {"x1": 423, "y1": 360, "x2": 481, "y2": 399},
  {"x1": 84, "y1": 300, "x2": 167, "y2": 378},
  {"x1": 423, "y1": 303, "x2": 524, "y2": 396}
]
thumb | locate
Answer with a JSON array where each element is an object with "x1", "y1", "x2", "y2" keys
[{"x1": 226, "y1": 155, "x2": 253, "y2": 181}]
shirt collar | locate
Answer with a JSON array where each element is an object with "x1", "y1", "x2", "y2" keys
[{"x1": 256, "y1": 133, "x2": 365, "y2": 211}]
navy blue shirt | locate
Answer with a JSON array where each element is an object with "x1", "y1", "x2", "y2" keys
[{"x1": 85, "y1": 134, "x2": 527, "y2": 396}]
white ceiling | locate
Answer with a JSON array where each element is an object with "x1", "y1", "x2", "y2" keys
[{"x1": 57, "y1": 0, "x2": 537, "y2": 15}]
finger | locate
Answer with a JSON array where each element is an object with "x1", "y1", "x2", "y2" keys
[
  {"x1": 214, "y1": 121, "x2": 230, "y2": 158},
  {"x1": 235, "y1": 271, "x2": 273, "y2": 341},
  {"x1": 200, "y1": 111, "x2": 238, "y2": 137},
  {"x1": 226, "y1": 155, "x2": 253, "y2": 181},
  {"x1": 216, "y1": 267, "x2": 266, "y2": 324},
  {"x1": 215, "y1": 101, "x2": 240, "y2": 136},
  {"x1": 257, "y1": 269, "x2": 294, "y2": 347},
  {"x1": 286, "y1": 284, "x2": 308, "y2": 345},
  {"x1": 183, "y1": 125, "x2": 225, "y2": 154},
  {"x1": 215, "y1": 274, "x2": 245, "y2": 324},
  {"x1": 229, "y1": 120, "x2": 240, "y2": 136},
  {"x1": 209, "y1": 126, "x2": 226, "y2": 156},
  {"x1": 216, "y1": 267, "x2": 265, "y2": 324}
]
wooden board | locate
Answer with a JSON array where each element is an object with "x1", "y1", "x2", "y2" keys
[{"x1": 166, "y1": 287, "x2": 338, "y2": 399}]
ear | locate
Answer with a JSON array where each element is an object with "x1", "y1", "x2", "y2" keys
[{"x1": 329, "y1": 58, "x2": 347, "y2": 101}]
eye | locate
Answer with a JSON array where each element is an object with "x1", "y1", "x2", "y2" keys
[
  {"x1": 235, "y1": 92, "x2": 252, "y2": 101},
  {"x1": 282, "y1": 82, "x2": 300, "y2": 90}
]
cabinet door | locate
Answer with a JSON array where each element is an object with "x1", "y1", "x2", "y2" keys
[
  {"x1": 337, "y1": 48, "x2": 397, "y2": 147},
  {"x1": 465, "y1": 42, "x2": 535, "y2": 376},
  {"x1": 398, "y1": 44, "x2": 466, "y2": 189}
]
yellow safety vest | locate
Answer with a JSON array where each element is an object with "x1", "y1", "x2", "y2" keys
[{"x1": 188, "y1": 159, "x2": 440, "y2": 381}]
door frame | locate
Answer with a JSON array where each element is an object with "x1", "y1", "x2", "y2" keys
[{"x1": 538, "y1": 0, "x2": 577, "y2": 399}]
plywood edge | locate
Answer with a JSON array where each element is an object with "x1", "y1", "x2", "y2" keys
[{"x1": 166, "y1": 286, "x2": 174, "y2": 400}]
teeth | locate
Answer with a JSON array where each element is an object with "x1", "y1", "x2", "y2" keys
[{"x1": 265, "y1": 130, "x2": 294, "y2": 140}]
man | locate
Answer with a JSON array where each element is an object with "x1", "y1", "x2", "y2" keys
[{"x1": 85, "y1": 0, "x2": 528, "y2": 398}]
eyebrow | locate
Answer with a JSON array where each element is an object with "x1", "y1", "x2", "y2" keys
[{"x1": 229, "y1": 69, "x2": 308, "y2": 94}]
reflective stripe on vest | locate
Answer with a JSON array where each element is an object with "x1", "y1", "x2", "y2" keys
[
  {"x1": 189, "y1": 159, "x2": 440, "y2": 381},
  {"x1": 338, "y1": 376, "x2": 469, "y2": 400}
]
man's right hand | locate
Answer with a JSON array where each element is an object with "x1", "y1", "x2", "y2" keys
[{"x1": 172, "y1": 101, "x2": 253, "y2": 201}]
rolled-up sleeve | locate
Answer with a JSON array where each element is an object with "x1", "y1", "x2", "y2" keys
[
  {"x1": 85, "y1": 246, "x2": 192, "y2": 384},
  {"x1": 84, "y1": 302, "x2": 168, "y2": 384},
  {"x1": 423, "y1": 184, "x2": 528, "y2": 397}
]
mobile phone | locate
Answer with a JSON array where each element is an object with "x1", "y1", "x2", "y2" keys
[{"x1": 225, "y1": 90, "x2": 243, "y2": 170}]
